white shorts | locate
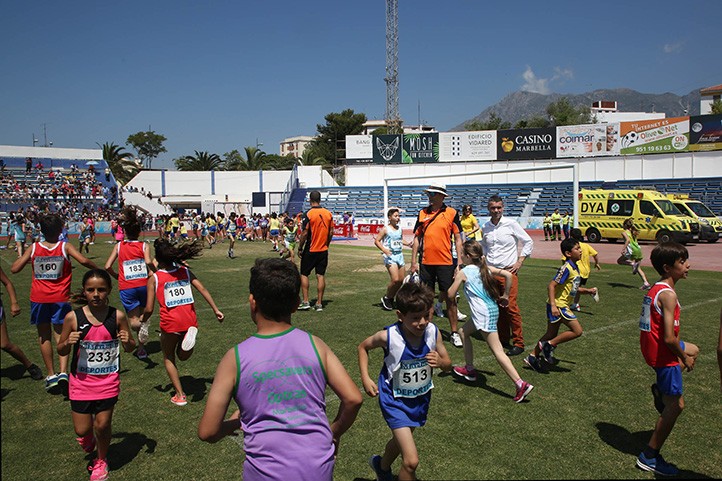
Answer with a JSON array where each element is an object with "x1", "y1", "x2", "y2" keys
[{"x1": 383, "y1": 253, "x2": 405, "y2": 267}]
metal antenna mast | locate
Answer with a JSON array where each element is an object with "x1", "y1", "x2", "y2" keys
[{"x1": 385, "y1": 0, "x2": 401, "y2": 134}]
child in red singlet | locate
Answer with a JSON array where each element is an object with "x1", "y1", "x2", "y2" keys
[
  {"x1": 11, "y1": 214, "x2": 98, "y2": 392},
  {"x1": 104, "y1": 208, "x2": 156, "y2": 359},
  {"x1": 143, "y1": 239, "x2": 224, "y2": 406},
  {"x1": 57, "y1": 269, "x2": 135, "y2": 481}
]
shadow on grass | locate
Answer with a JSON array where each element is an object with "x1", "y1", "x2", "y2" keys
[
  {"x1": 607, "y1": 281, "x2": 637, "y2": 289},
  {"x1": 1, "y1": 363, "x2": 28, "y2": 381},
  {"x1": 108, "y1": 431, "x2": 158, "y2": 471},
  {"x1": 153, "y1": 375, "x2": 214, "y2": 402},
  {"x1": 595, "y1": 422, "x2": 713, "y2": 479},
  {"x1": 1, "y1": 387, "x2": 13, "y2": 401}
]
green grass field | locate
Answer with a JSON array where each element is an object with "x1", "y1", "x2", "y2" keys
[{"x1": 1, "y1": 238, "x2": 721, "y2": 480}]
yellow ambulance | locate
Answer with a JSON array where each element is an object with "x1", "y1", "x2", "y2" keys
[
  {"x1": 667, "y1": 194, "x2": 721, "y2": 243},
  {"x1": 578, "y1": 189, "x2": 698, "y2": 244}
]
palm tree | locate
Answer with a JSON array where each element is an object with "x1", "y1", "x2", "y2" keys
[
  {"x1": 298, "y1": 149, "x2": 328, "y2": 167},
  {"x1": 99, "y1": 142, "x2": 142, "y2": 185},
  {"x1": 175, "y1": 151, "x2": 224, "y2": 171},
  {"x1": 224, "y1": 146, "x2": 268, "y2": 171}
]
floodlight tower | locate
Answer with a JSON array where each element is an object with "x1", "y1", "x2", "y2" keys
[{"x1": 385, "y1": 0, "x2": 401, "y2": 134}]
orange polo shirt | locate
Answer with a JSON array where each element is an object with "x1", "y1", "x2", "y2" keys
[{"x1": 414, "y1": 204, "x2": 461, "y2": 265}]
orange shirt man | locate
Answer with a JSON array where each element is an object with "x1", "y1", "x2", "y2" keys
[{"x1": 298, "y1": 191, "x2": 334, "y2": 312}]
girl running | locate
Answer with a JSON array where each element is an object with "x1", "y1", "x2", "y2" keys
[
  {"x1": 13, "y1": 214, "x2": 27, "y2": 258},
  {"x1": 279, "y1": 216, "x2": 298, "y2": 263},
  {"x1": 57, "y1": 269, "x2": 135, "y2": 481},
  {"x1": 448, "y1": 240, "x2": 534, "y2": 403},
  {"x1": 78, "y1": 218, "x2": 91, "y2": 254},
  {"x1": 375, "y1": 207, "x2": 411, "y2": 311},
  {"x1": 104, "y1": 208, "x2": 155, "y2": 359},
  {"x1": 142, "y1": 239, "x2": 224, "y2": 406},
  {"x1": 617, "y1": 218, "x2": 650, "y2": 290}
]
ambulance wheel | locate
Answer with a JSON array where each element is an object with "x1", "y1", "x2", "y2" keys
[
  {"x1": 586, "y1": 228, "x2": 601, "y2": 243},
  {"x1": 708, "y1": 237, "x2": 719, "y2": 243},
  {"x1": 655, "y1": 230, "x2": 672, "y2": 243}
]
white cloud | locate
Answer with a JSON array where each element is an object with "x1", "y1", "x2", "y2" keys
[
  {"x1": 521, "y1": 66, "x2": 574, "y2": 94},
  {"x1": 663, "y1": 41, "x2": 684, "y2": 53}
]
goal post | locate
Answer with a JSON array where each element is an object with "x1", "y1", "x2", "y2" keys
[{"x1": 383, "y1": 163, "x2": 580, "y2": 226}]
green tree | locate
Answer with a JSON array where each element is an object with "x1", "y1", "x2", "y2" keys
[
  {"x1": 514, "y1": 115, "x2": 551, "y2": 129},
  {"x1": 98, "y1": 142, "x2": 142, "y2": 185},
  {"x1": 174, "y1": 151, "x2": 224, "y2": 171},
  {"x1": 465, "y1": 112, "x2": 511, "y2": 131},
  {"x1": 310, "y1": 109, "x2": 367, "y2": 165},
  {"x1": 711, "y1": 98, "x2": 722, "y2": 115},
  {"x1": 126, "y1": 130, "x2": 167, "y2": 169},
  {"x1": 223, "y1": 147, "x2": 268, "y2": 171},
  {"x1": 547, "y1": 97, "x2": 591, "y2": 126}
]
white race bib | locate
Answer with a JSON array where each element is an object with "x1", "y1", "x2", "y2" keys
[
  {"x1": 639, "y1": 296, "x2": 652, "y2": 332},
  {"x1": 392, "y1": 358, "x2": 433, "y2": 398},
  {"x1": 390, "y1": 239, "x2": 403, "y2": 251},
  {"x1": 33, "y1": 255, "x2": 65, "y2": 280},
  {"x1": 78, "y1": 340, "x2": 120, "y2": 375},
  {"x1": 164, "y1": 279, "x2": 194, "y2": 307},
  {"x1": 122, "y1": 259, "x2": 147, "y2": 281}
]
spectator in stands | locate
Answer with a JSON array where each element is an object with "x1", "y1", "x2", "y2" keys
[
  {"x1": 410, "y1": 182, "x2": 465, "y2": 348},
  {"x1": 551, "y1": 208, "x2": 562, "y2": 241},
  {"x1": 481, "y1": 195, "x2": 534, "y2": 356},
  {"x1": 25, "y1": 157, "x2": 32, "y2": 174},
  {"x1": 35, "y1": 161, "x2": 44, "y2": 173}
]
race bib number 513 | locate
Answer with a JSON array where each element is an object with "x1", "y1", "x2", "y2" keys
[{"x1": 392, "y1": 358, "x2": 433, "y2": 398}]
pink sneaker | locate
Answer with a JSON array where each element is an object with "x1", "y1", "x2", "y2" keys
[
  {"x1": 89, "y1": 458, "x2": 109, "y2": 481},
  {"x1": 171, "y1": 394, "x2": 187, "y2": 406},
  {"x1": 453, "y1": 365, "x2": 478, "y2": 382},
  {"x1": 514, "y1": 381, "x2": 534, "y2": 403},
  {"x1": 76, "y1": 433, "x2": 96, "y2": 453}
]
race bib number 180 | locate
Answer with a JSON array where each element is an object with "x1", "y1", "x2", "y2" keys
[{"x1": 164, "y1": 280, "x2": 194, "y2": 307}]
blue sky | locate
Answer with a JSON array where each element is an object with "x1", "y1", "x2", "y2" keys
[{"x1": 2, "y1": 0, "x2": 720, "y2": 169}]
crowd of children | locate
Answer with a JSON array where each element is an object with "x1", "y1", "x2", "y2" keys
[{"x1": 0, "y1": 206, "x2": 716, "y2": 481}]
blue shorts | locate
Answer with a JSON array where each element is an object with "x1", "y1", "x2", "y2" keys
[
  {"x1": 209, "y1": 226, "x2": 217, "y2": 233},
  {"x1": 546, "y1": 304, "x2": 577, "y2": 323},
  {"x1": 119, "y1": 286, "x2": 148, "y2": 312},
  {"x1": 270, "y1": 229, "x2": 280, "y2": 236},
  {"x1": 654, "y1": 342, "x2": 685, "y2": 396},
  {"x1": 30, "y1": 302, "x2": 71, "y2": 325},
  {"x1": 383, "y1": 252, "x2": 405, "y2": 267}
]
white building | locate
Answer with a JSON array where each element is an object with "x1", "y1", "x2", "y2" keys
[
  {"x1": 279, "y1": 136, "x2": 314, "y2": 158},
  {"x1": 700, "y1": 84, "x2": 722, "y2": 114},
  {"x1": 590, "y1": 100, "x2": 665, "y2": 123}
]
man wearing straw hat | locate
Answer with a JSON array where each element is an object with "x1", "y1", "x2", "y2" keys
[{"x1": 410, "y1": 182, "x2": 465, "y2": 348}]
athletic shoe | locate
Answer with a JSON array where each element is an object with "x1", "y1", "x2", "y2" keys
[
  {"x1": 45, "y1": 374, "x2": 59, "y2": 391},
  {"x1": 314, "y1": 304, "x2": 323, "y2": 312},
  {"x1": 181, "y1": 326, "x2": 198, "y2": 351},
  {"x1": 506, "y1": 346, "x2": 524, "y2": 356},
  {"x1": 76, "y1": 433, "x2": 97, "y2": 453},
  {"x1": 434, "y1": 302, "x2": 444, "y2": 318},
  {"x1": 27, "y1": 364, "x2": 44, "y2": 380},
  {"x1": 453, "y1": 365, "x2": 478, "y2": 382},
  {"x1": 523, "y1": 355, "x2": 545, "y2": 373},
  {"x1": 514, "y1": 381, "x2": 534, "y2": 403},
  {"x1": 636, "y1": 452, "x2": 679, "y2": 476},
  {"x1": 380, "y1": 296, "x2": 394, "y2": 311},
  {"x1": 89, "y1": 458, "x2": 109, "y2": 481},
  {"x1": 298, "y1": 301, "x2": 311, "y2": 311},
  {"x1": 457, "y1": 309, "x2": 468, "y2": 320},
  {"x1": 138, "y1": 321, "x2": 150, "y2": 344},
  {"x1": 592, "y1": 289, "x2": 600, "y2": 303},
  {"x1": 369, "y1": 455, "x2": 393, "y2": 481},
  {"x1": 230, "y1": 249, "x2": 234, "y2": 258},
  {"x1": 171, "y1": 394, "x2": 188, "y2": 406},
  {"x1": 651, "y1": 383, "x2": 665, "y2": 414},
  {"x1": 640, "y1": 283, "x2": 651, "y2": 290},
  {"x1": 450, "y1": 331, "x2": 463, "y2": 348},
  {"x1": 135, "y1": 346, "x2": 148, "y2": 360},
  {"x1": 227, "y1": 249, "x2": 232, "y2": 258},
  {"x1": 631, "y1": 261, "x2": 640, "y2": 275},
  {"x1": 538, "y1": 341, "x2": 556, "y2": 364}
]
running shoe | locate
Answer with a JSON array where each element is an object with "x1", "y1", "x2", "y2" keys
[
  {"x1": 76, "y1": 433, "x2": 97, "y2": 453},
  {"x1": 181, "y1": 326, "x2": 198, "y2": 351},
  {"x1": 523, "y1": 355, "x2": 546, "y2": 373},
  {"x1": 631, "y1": 261, "x2": 640, "y2": 275},
  {"x1": 298, "y1": 301, "x2": 311, "y2": 311},
  {"x1": 171, "y1": 394, "x2": 188, "y2": 406},
  {"x1": 636, "y1": 452, "x2": 679, "y2": 476},
  {"x1": 135, "y1": 346, "x2": 148, "y2": 360},
  {"x1": 27, "y1": 364, "x2": 44, "y2": 381},
  {"x1": 45, "y1": 374, "x2": 59, "y2": 391},
  {"x1": 138, "y1": 321, "x2": 150, "y2": 344},
  {"x1": 434, "y1": 301, "x2": 444, "y2": 318},
  {"x1": 640, "y1": 283, "x2": 652, "y2": 290},
  {"x1": 453, "y1": 365, "x2": 478, "y2": 382},
  {"x1": 369, "y1": 455, "x2": 393, "y2": 481},
  {"x1": 450, "y1": 331, "x2": 463, "y2": 348},
  {"x1": 314, "y1": 304, "x2": 323, "y2": 312},
  {"x1": 538, "y1": 341, "x2": 556, "y2": 364},
  {"x1": 89, "y1": 458, "x2": 109, "y2": 481},
  {"x1": 380, "y1": 296, "x2": 394, "y2": 311},
  {"x1": 570, "y1": 303, "x2": 581, "y2": 311},
  {"x1": 457, "y1": 309, "x2": 468, "y2": 320},
  {"x1": 592, "y1": 289, "x2": 600, "y2": 303},
  {"x1": 514, "y1": 381, "x2": 534, "y2": 403}
]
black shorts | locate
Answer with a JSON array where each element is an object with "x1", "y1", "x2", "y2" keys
[
  {"x1": 419, "y1": 264, "x2": 455, "y2": 292},
  {"x1": 580, "y1": 277, "x2": 588, "y2": 286},
  {"x1": 71, "y1": 396, "x2": 118, "y2": 414},
  {"x1": 300, "y1": 250, "x2": 329, "y2": 276}
]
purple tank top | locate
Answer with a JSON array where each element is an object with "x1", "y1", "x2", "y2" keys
[{"x1": 234, "y1": 327, "x2": 334, "y2": 481}]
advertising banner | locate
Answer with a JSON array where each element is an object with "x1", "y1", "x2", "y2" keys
[
  {"x1": 497, "y1": 128, "x2": 556, "y2": 160},
  {"x1": 619, "y1": 117, "x2": 689, "y2": 155},
  {"x1": 402, "y1": 133, "x2": 439, "y2": 163},
  {"x1": 556, "y1": 123, "x2": 620, "y2": 157},
  {"x1": 372, "y1": 135, "x2": 403, "y2": 164},
  {"x1": 439, "y1": 131, "x2": 496, "y2": 161},
  {"x1": 345, "y1": 135, "x2": 373, "y2": 163},
  {"x1": 689, "y1": 114, "x2": 722, "y2": 152}
]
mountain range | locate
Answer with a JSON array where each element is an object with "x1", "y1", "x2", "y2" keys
[{"x1": 452, "y1": 88, "x2": 702, "y2": 130}]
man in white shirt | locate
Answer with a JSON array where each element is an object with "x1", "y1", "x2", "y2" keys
[{"x1": 481, "y1": 195, "x2": 534, "y2": 356}]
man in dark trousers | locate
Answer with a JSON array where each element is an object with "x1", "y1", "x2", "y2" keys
[{"x1": 297, "y1": 191, "x2": 334, "y2": 312}]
